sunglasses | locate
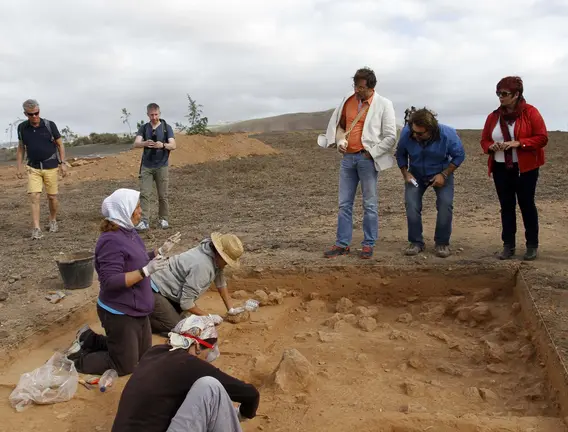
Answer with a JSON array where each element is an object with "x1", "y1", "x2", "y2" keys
[
  {"x1": 496, "y1": 91, "x2": 512, "y2": 97},
  {"x1": 411, "y1": 129, "x2": 427, "y2": 136},
  {"x1": 24, "y1": 111, "x2": 40, "y2": 117}
]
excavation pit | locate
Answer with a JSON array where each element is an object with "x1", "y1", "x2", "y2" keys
[{"x1": 1, "y1": 264, "x2": 567, "y2": 432}]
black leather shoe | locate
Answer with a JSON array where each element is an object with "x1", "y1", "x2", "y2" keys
[
  {"x1": 524, "y1": 247, "x2": 538, "y2": 261},
  {"x1": 498, "y1": 245, "x2": 515, "y2": 260}
]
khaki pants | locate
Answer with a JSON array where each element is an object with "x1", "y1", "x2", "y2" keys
[{"x1": 139, "y1": 166, "x2": 169, "y2": 223}]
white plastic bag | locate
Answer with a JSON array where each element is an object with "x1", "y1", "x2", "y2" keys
[{"x1": 9, "y1": 352, "x2": 78, "y2": 412}]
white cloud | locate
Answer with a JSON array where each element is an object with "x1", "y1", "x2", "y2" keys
[{"x1": 1, "y1": 0, "x2": 567, "y2": 137}]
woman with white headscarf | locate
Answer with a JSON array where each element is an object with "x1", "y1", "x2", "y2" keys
[{"x1": 66, "y1": 188, "x2": 180, "y2": 376}]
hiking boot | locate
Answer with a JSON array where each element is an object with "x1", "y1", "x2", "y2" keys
[
  {"x1": 323, "y1": 245, "x2": 350, "y2": 258},
  {"x1": 498, "y1": 245, "x2": 515, "y2": 260},
  {"x1": 523, "y1": 247, "x2": 538, "y2": 261},
  {"x1": 158, "y1": 219, "x2": 170, "y2": 229},
  {"x1": 360, "y1": 246, "x2": 373, "y2": 259},
  {"x1": 404, "y1": 243, "x2": 424, "y2": 256},
  {"x1": 31, "y1": 228, "x2": 43, "y2": 240},
  {"x1": 64, "y1": 324, "x2": 90, "y2": 356},
  {"x1": 48, "y1": 220, "x2": 58, "y2": 233},
  {"x1": 435, "y1": 245, "x2": 451, "y2": 258},
  {"x1": 135, "y1": 220, "x2": 149, "y2": 231}
]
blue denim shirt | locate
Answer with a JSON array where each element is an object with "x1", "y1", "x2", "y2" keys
[{"x1": 395, "y1": 124, "x2": 465, "y2": 181}]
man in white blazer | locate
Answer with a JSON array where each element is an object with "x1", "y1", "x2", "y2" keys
[{"x1": 317, "y1": 67, "x2": 397, "y2": 259}]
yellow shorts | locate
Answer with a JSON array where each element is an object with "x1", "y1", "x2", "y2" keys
[{"x1": 27, "y1": 166, "x2": 59, "y2": 195}]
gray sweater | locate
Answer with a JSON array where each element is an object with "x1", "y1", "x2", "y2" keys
[{"x1": 151, "y1": 239, "x2": 226, "y2": 310}]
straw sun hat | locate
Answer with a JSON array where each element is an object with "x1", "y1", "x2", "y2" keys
[{"x1": 211, "y1": 232, "x2": 244, "y2": 268}]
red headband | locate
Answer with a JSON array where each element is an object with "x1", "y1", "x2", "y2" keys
[{"x1": 182, "y1": 333, "x2": 214, "y2": 349}]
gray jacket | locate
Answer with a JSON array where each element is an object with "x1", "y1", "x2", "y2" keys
[{"x1": 151, "y1": 239, "x2": 226, "y2": 310}]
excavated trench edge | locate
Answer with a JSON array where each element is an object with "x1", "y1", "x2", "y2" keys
[{"x1": 2, "y1": 263, "x2": 568, "y2": 424}]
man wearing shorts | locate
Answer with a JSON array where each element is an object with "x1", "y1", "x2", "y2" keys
[{"x1": 16, "y1": 99, "x2": 67, "y2": 240}]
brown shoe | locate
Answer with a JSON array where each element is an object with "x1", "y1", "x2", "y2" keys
[{"x1": 324, "y1": 245, "x2": 350, "y2": 258}]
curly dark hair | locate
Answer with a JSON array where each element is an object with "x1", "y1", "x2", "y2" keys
[
  {"x1": 353, "y1": 67, "x2": 377, "y2": 89},
  {"x1": 409, "y1": 108, "x2": 439, "y2": 137}
]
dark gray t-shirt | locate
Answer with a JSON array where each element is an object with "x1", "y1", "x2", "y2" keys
[{"x1": 137, "y1": 121, "x2": 175, "y2": 169}]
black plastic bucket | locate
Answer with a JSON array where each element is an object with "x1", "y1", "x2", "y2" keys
[{"x1": 55, "y1": 251, "x2": 95, "y2": 290}]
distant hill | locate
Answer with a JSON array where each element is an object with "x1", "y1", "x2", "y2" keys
[{"x1": 211, "y1": 109, "x2": 335, "y2": 133}]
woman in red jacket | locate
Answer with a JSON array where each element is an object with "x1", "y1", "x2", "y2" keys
[{"x1": 480, "y1": 76, "x2": 548, "y2": 261}]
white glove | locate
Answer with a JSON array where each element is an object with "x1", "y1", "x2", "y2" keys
[
  {"x1": 208, "y1": 314, "x2": 224, "y2": 325},
  {"x1": 158, "y1": 232, "x2": 182, "y2": 256},
  {"x1": 227, "y1": 307, "x2": 244, "y2": 316},
  {"x1": 142, "y1": 256, "x2": 168, "y2": 277}
]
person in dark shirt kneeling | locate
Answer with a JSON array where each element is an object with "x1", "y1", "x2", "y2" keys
[{"x1": 111, "y1": 315, "x2": 259, "y2": 432}]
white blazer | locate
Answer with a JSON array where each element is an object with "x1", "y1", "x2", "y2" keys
[{"x1": 317, "y1": 91, "x2": 397, "y2": 171}]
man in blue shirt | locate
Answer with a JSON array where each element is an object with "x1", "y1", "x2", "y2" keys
[
  {"x1": 395, "y1": 108, "x2": 465, "y2": 258},
  {"x1": 133, "y1": 103, "x2": 176, "y2": 231}
]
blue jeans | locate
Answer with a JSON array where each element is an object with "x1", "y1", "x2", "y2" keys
[
  {"x1": 336, "y1": 152, "x2": 378, "y2": 248},
  {"x1": 405, "y1": 174, "x2": 454, "y2": 247}
]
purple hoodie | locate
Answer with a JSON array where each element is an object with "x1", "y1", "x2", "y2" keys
[{"x1": 95, "y1": 227, "x2": 155, "y2": 316}]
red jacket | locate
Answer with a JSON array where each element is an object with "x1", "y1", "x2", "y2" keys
[{"x1": 480, "y1": 103, "x2": 548, "y2": 175}]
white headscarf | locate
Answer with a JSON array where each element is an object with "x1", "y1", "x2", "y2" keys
[
  {"x1": 101, "y1": 188, "x2": 140, "y2": 230},
  {"x1": 168, "y1": 315, "x2": 219, "y2": 360}
]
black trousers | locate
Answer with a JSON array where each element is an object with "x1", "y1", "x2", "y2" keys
[
  {"x1": 492, "y1": 162, "x2": 539, "y2": 249},
  {"x1": 149, "y1": 292, "x2": 183, "y2": 334},
  {"x1": 74, "y1": 305, "x2": 152, "y2": 376}
]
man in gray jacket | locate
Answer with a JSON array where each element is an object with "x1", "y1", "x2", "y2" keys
[{"x1": 149, "y1": 232, "x2": 244, "y2": 334}]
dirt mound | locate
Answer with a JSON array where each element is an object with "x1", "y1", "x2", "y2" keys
[
  {"x1": 0, "y1": 133, "x2": 278, "y2": 185},
  {"x1": 267, "y1": 348, "x2": 315, "y2": 393}
]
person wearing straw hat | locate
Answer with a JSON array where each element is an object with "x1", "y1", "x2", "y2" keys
[
  {"x1": 111, "y1": 315, "x2": 259, "y2": 432},
  {"x1": 149, "y1": 232, "x2": 244, "y2": 334}
]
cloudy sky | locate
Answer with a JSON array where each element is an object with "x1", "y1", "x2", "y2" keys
[{"x1": 1, "y1": 0, "x2": 567, "y2": 137}]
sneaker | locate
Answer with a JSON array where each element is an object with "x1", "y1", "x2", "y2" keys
[
  {"x1": 360, "y1": 246, "x2": 373, "y2": 259},
  {"x1": 435, "y1": 245, "x2": 451, "y2": 258},
  {"x1": 135, "y1": 220, "x2": 149, "y2": 231},
  {"x1": 404, "y1": 243, "x2": 424, "y2": 256},
  {"x1": 64, "y1": 324, "x2": 90, "y2": 356},
  {"x1": 498, "y1": 245, "x2": 515, "y2": 260},
  {"x1": 49, "y1": 220, "x2": 58, "y2": 233},
  {"x1": 323, "y1": 245, "x2": 350, "y2": 258},
  {"x1": 523, "y1": 247, "x2": 538, "y2": 261},
  {"x1": 158, "y1": 219, "x2": 169, "y2": 229},
  {"x1": 31, "y1": 228, "x2": 43, "y2": 240}
]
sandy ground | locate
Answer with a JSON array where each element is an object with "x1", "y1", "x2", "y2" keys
[{"x1": 0, "y1": 130, "x2": 567, "y2": 430}]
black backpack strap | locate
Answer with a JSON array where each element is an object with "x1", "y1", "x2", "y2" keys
[{"x1": 161, "y1": 119, "x2": 168, "y2": 143}]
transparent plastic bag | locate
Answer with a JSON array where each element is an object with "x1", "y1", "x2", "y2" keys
[{"x1": 9, "y1": 352, "x2": 78, "y2": 412}]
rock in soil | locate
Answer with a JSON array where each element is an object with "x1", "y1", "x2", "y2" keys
[
  {"x1": 472, "y1": 288, "x2": 495, "y2": 302},
  {"x1": 497, "y1": 321, "x2": 519, "y2": 341},
  {"x1": 487, "y1": 364, "x2": 510, "y2": 374},
  {"x1": 407, "y1": 355, "x2": 425, "y2": 370},
  {"x1": 479, "y1": 388, "x2": 499, "y2": 402},
  {"x1": 324, "y1": 313, "x2": 343, "y2": 327},
  {"x1": 317, "y1": 331, "x2": 335, "y2": 343},
  {"x1": 470, "y1": 303, "x2": 493, "y2": 323},
  {"x1": 463, "y1": 387, "x2": 483, "y2": 400},
  {"x1": 0, "y1": 330, "x2": 9, "y2": 339},
  {"x1": 438, "y1": 363, "x2": 468, "y2": 377},
  {"x1": 336, "y1": 297, "x2": 353, "y2": 313},
  {"x1": 358, "y1": 317, "x2": 377, "y2": 332},
  {"x1": 232, "y1": 290, "x2": 248, "y2": 300},
  {"x1": 397, "y1": 313, "x2": 413, "y2": 324},
  {"x1": 0, "y1": 291, "x2": 8, "y2": 302},
  {"x1": 268, "y1": 291, "x2": 284, "y2": 305},
  {"x1": 306, "y1": 300, "x2": 327, "y2": 313},
  {"x1": 400, "y1": 403, "x2": 428, "y2": 413},
  {"x1": 420, "y1": 303, "x2": 446, "y2": 321},
  {"x1": 254, "y1": 290, "x2": 269, "y2": 305},
  {"x1": 225, "y1": 311, "x2": 250, "y2": 324},
  {"x1": 402, "y1": 380, "x2": 425, "y2": 397},
  {"x1": 308, "y1": 292, "x2": 320, "y2": 300},
  {"x1": 484, "y1": 340, "x2": 506, "y2": 363},
  {"x1": 333, "y1": 320, "x2": 349, "y2": 331},
  {"x1": 268, "y1": 348, "x2": 315, "y2": 393},
  {"x1": 446, "y1": 296, "x2": 465, "y2": 308},
  {"x1": 343, "y1": 314, "x2": 358, "y2": 325}
]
